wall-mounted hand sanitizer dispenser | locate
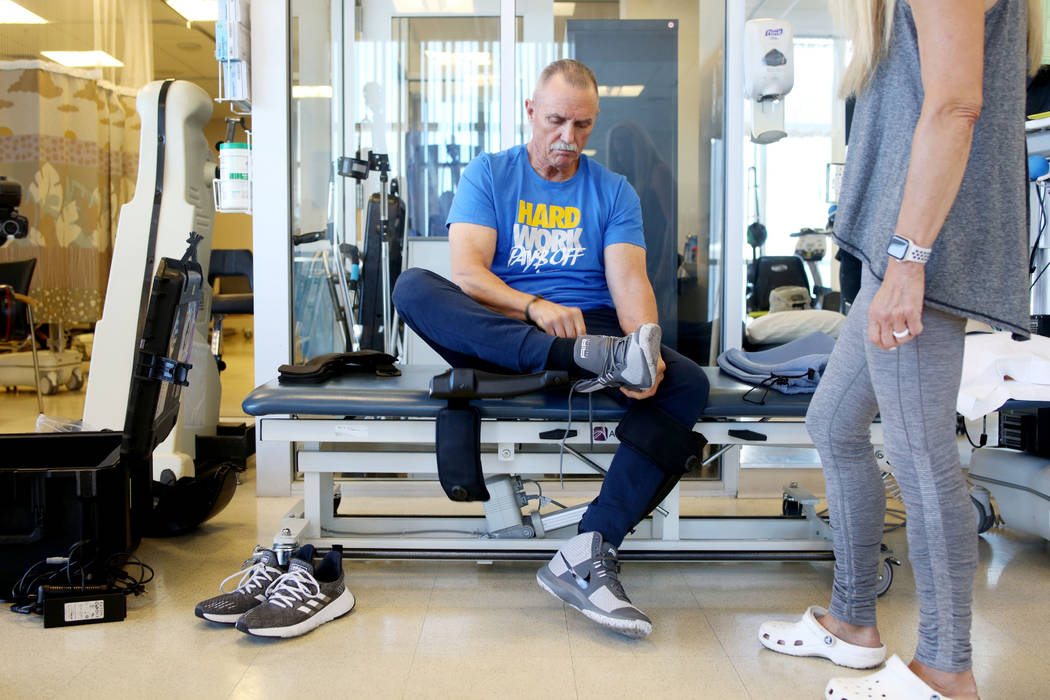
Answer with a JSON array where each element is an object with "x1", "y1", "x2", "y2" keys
[{"x1": 744, "y1": 18, "x2": 794, "y2": 144}]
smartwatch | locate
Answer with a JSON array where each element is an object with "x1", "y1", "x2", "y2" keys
[{"x1": 886, "y1": 235, "x2": 931, "y2": 264}]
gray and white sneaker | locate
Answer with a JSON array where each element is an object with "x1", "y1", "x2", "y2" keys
[
  {"x1": 194, "y1": 547, "x2": 291, "y2": 623},
  {"x1": 572, "y1": 323, "x2": 661, "y2": 394},
  {"x1": 235, "y1": 549, "x2": 354, "y2": 638},
  {"x1": 536, "y1": 531, "x2": 652, "y2": 638}
]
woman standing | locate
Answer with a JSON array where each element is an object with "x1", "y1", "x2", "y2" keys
[{"x1": 758, "y1": 1, "x2": 1041, "y2": 698}]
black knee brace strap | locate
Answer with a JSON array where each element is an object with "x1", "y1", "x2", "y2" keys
[
  {"x1": 278, "y1": 350, "x2": 399, "y2": 384},
  {"x1": 615, "y1": 403, "x2": 707, "y2": 475},
  {"x1": 430, "y1": 369, "x2": 570, "y2": 503},
  {"x1": 435, "y1": 401, "x2": 490, "y2": 502}
]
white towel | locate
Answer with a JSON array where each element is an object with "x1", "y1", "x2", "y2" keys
[{"x1": 957, "y1": 332, "x2": 1050, "y2": 420}]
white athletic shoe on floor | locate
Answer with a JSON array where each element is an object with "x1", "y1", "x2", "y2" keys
[{"x1": 536, "y1": 532, "x2": 652, "y2": 639}]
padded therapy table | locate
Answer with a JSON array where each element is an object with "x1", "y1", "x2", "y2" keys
[{"x1": 243, "y1": 366, "x2": 890, "y2": 563}]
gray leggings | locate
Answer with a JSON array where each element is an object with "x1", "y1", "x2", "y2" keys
[{"x1": 806, "y1": 270, "x2": 975, "y2": 672}]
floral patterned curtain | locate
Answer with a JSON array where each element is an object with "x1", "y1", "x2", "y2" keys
[{"x1": 0, "y1": 60, "x2": 139, "y2": 325}]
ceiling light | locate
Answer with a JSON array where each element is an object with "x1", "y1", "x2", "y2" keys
[
  {"x1": 41, "y1": 51, "x2": 124, "y2": 68},
  {"x1": 392, "y1": 0, "x2": 474, "y2": 12},
  {"x1": 0, "y1": 1, "x2": 47, "y2": 23},
  {"x1": 597, "y1": 84, "x2": 644, "y2": 98},
  {"x1": 424, "y1": 50, "x2": 492, "y2": 66},
  {"x1": 293, "y1": 85, "x2": 333, "y2": 98},
  {"x1": 582, "y1": 149, "x2": 596, "y2": 157},
  {"x1": 165, "y1": 0, "x2": 217, "y2": 22},
  {"x1": 553, "y1": 3, "x2": 576, "y2": 17}
]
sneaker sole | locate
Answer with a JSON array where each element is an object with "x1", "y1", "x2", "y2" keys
[
  {"x1": 239, "y1": 588, "x2": 356, "y2": 638},
  {"x1": 634, "y1": 324, "x2": 660, "y2": 391},
  {"x1": 536, "y1": 568, "x2": 652, "y2": 639},
  {"x1": 196, "y1": 608, "x2": 247, "y2": 624}
]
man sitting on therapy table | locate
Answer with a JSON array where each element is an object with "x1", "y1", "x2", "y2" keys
[{"x1": 393, "y1": 59, "x2": 709, "y2": 639}]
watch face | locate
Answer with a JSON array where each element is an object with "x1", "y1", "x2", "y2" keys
[{"x1": 887, "y1": 235, "x2": 909, "y2": 260}]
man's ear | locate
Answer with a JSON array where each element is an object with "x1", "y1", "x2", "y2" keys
[{"x1": 525, "y1": 98, "x2": 534, "y2": 120}]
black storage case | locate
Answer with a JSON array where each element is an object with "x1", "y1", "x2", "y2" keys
[{"x1": 0, "y1": 247, "x2": 203, "y2": 599}]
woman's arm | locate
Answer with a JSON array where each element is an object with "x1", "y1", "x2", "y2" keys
[{"x1": 868, "y1": 0, "x2": 986, "y2": 349}]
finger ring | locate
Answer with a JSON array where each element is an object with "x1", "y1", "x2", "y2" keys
[{"x1": 892, "y1": 328, "x2": 910, "y2": 339}]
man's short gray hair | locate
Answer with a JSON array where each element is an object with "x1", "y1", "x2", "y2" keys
[{"x1": 536, "y1": 59, "x2": 599, "y2": 96}]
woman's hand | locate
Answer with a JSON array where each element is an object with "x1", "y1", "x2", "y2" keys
[{"x1": 869, "y1": 260, "x2": 925, "y2": 350}]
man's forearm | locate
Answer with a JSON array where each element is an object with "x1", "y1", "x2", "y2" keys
[
  {"x1": 613, "y1": 278, "x2": 658, "y2": 335},
  {"x1": 453, "y1": 264, "x2": 535, "y2": 320},
  {"x1": 603, "y1": 242, "x2": 659, "y2": 334}
]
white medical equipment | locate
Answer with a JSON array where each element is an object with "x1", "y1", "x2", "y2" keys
[
  {"x1": 83, "y1": 80, "x2": 240, "y2": 533},
  {"x1": 744, "y1": 18, "x2": 794, "y2": 144},
  {"x1": 969, "y1": 447, "x2": 1050, "y2": 539},
  {"x1": 85, "y1": 80, "x2": 219, "y2": 481},
  {"x1": 956, "y1": 120, "x2": 1050, "y2": 542}
]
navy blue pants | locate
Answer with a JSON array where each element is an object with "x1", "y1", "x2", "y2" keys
[{"x1": 393, "y1": 268, "x2": 710, "y2": 546}]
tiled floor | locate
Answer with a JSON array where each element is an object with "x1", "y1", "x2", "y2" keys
[{"x1": 2, "y1": 328, "x2": 1050, "y2": 698}]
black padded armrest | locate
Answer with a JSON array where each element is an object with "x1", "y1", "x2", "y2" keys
[{"x1": 430, "y1": 368, "x2": 571, "y2": 399}]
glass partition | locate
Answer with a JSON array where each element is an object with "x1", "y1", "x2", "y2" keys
[
  {"x1": 740, "y1": 1, "x2": 846, "y2": 325},
  {"x1": 735, "y1": 1, "x2": 846, "y2": 474},
  {"x1": 391, "y1": 16, "x2": 503, "y2": 237},
  {"x1": 289, "y1": 1, "x2": 731, "y2": 369},
  {"x1": 517, "y1": 0, "x2": 725, "y2": 367},
  {"x1": 290, "y1": 0, "x2": 339, "y2": 362}
]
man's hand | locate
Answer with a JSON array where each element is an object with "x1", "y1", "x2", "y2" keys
[
  {"x1": 869, "y1": 260, "x2": 925, "y2": 350},
  {"x1": 620, "y1": 352, "x2": 665, "y2": 400},
  {"x1": 529, "y1": 298, "x2": 587, "y2": 338}
]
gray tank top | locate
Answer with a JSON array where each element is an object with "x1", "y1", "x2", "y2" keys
[{"x1": 833, "y1": 0, "x2": 1030, "y2": 336}]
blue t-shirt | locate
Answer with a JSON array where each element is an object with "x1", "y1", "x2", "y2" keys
[{"x1": 446, "y1": 145, "x2": 644, "y2": 311}]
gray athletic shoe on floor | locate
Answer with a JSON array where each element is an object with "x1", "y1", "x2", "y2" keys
[
  {"x1": 194, "y1": 547, "x2": 290, "y2": 623},
  {"x1": 536, "y1": 532, "x2": 652, "y2": 638},
  {"x1": 235, "y1": 549, "x2": 354, "y2": 638},
  {"x1": 572, "y1": 323, "x2": 661, "y2": 394}
]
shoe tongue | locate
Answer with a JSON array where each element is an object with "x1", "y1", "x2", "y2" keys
[
  {"x1": 288, "y1": 557, "x2": 314, "y2": 575},
  {"x1": 255, "y1": 549, "x2": 279, "y2": 568},
  {"x1": 573, "y1": 334, "x2": 613, "y2": 376}
]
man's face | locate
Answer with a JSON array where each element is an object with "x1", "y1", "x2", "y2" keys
[{"x1": 526, "y1": 73, "x2": 599, "y2": 176}]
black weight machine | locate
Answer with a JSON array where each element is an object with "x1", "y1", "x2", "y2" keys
[{"x1": 338, "y1": 151, "x2": 406, "y2": 356}]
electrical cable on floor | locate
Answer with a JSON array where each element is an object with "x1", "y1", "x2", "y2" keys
[{"x1": 7, "y1": 541, "x2": 154, "y2": 616}]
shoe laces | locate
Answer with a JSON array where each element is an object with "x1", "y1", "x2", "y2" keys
[
  {"x1": 219, "y1": 558, "x2": 281, "y2": 594},
  {"x1": 263, "y1": 568, "x2": 321, "y2": 609},
  {"x1": 596, "y1": 547, "x2": 630, "y2": 602},
  {"x1": 596, "y1": 335, "x2": 630, "y2": 385},
  {"x1": 557, "y1": 380, "x2": 595, "y2": 487}
]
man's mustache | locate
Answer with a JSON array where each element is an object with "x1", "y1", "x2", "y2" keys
[{"x1": 551, "y1": 141, "x2": 578, "y2": 153}]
